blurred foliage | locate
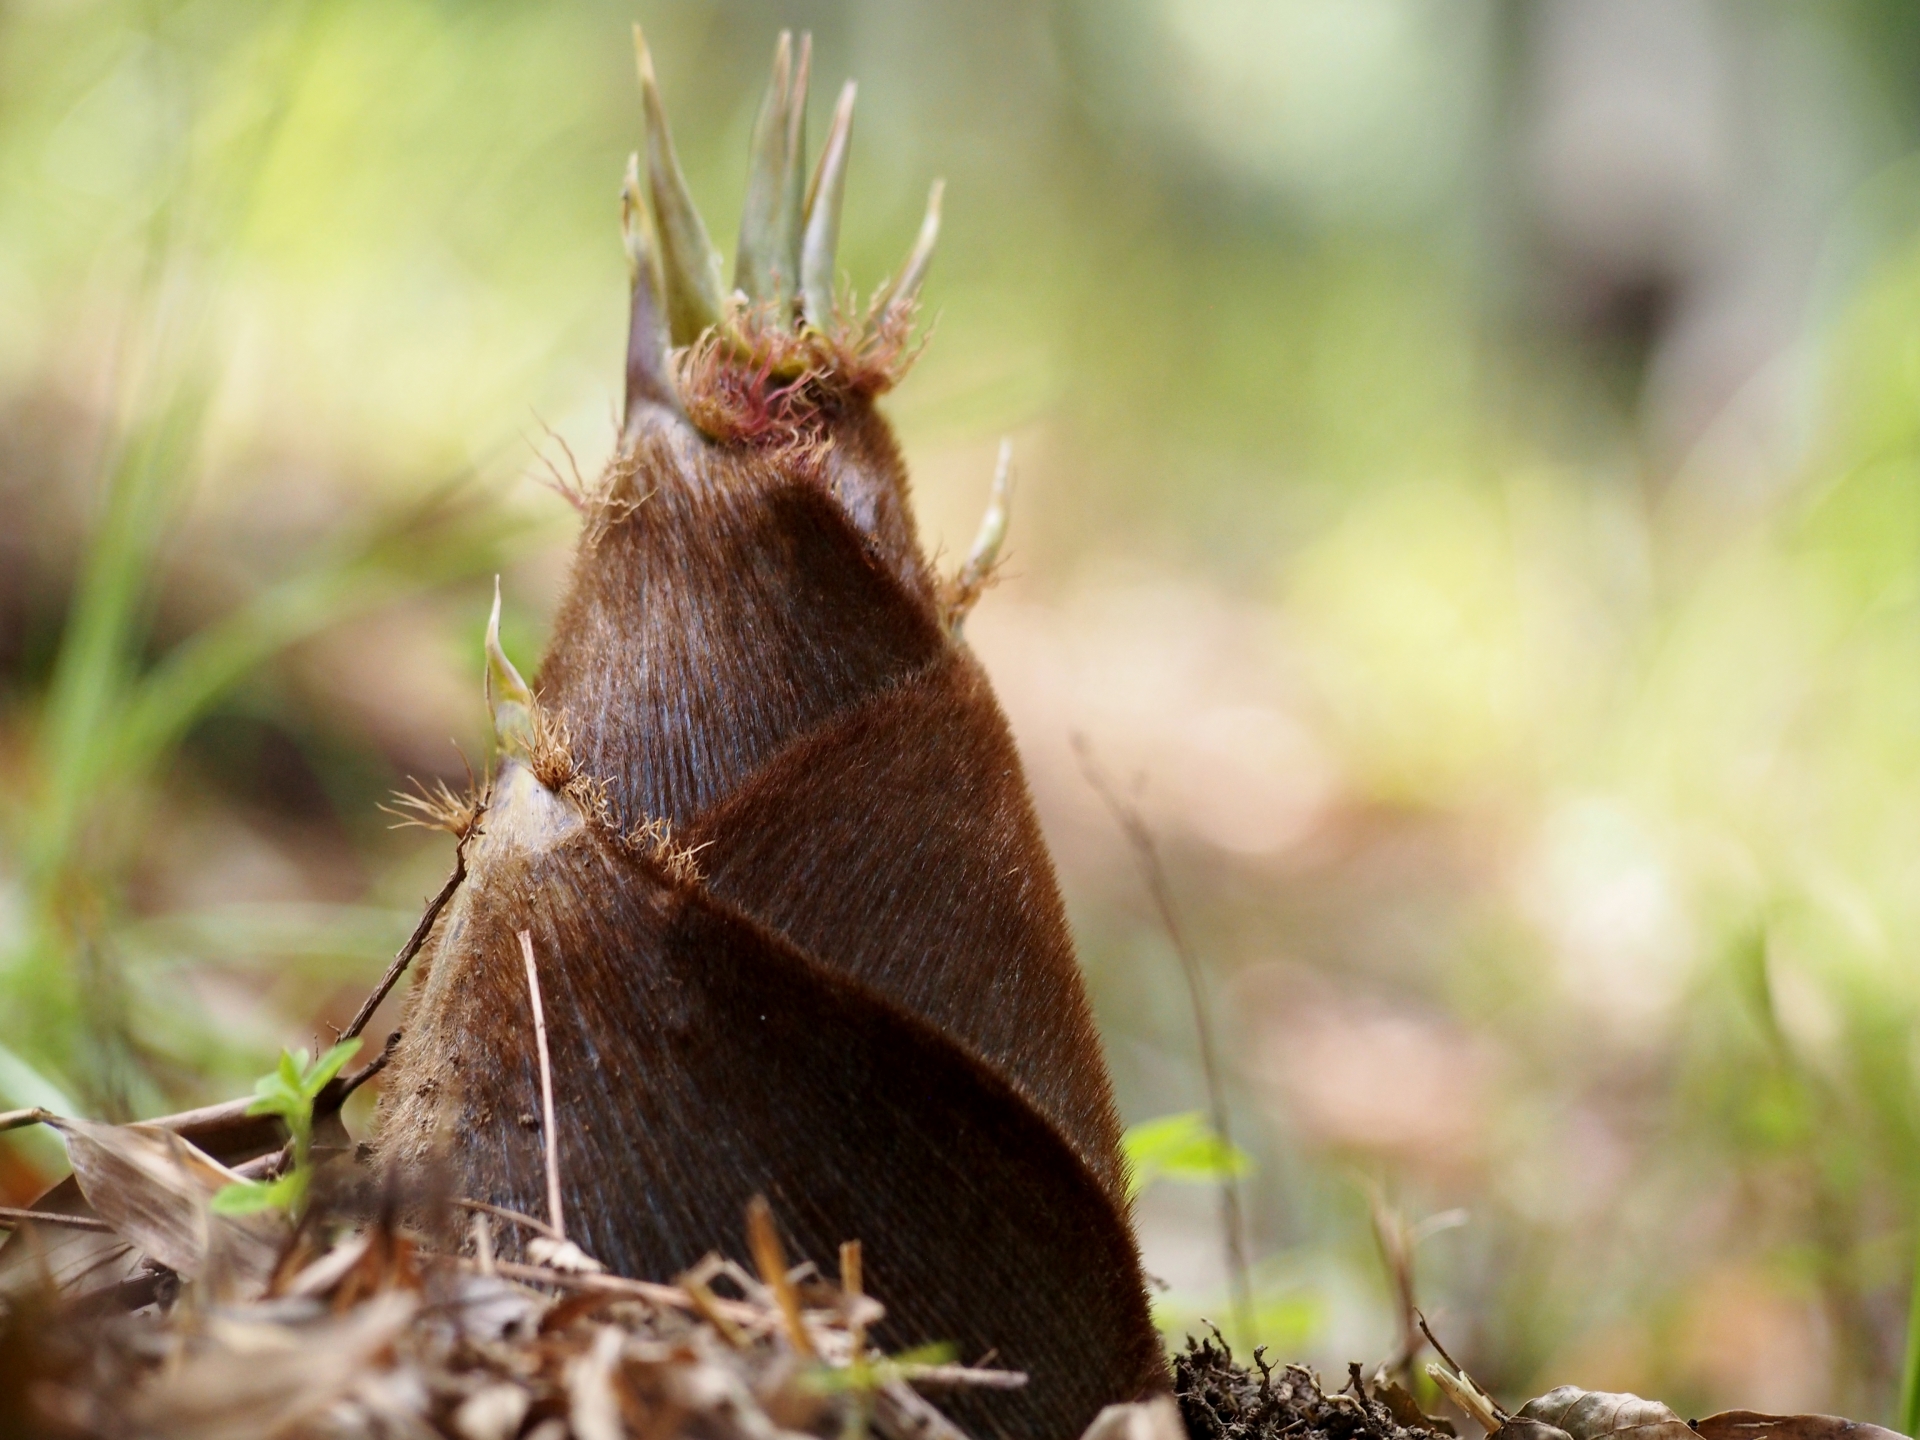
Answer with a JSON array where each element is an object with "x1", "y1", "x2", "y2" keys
[
  {"x1": 1124, "y1": 1111, "x2": 1255, "y2": 1200},
  {"x1": 209, "y1": 1036, "x2": 359, "y2": 1217},
  {"x1": 7, "y1": 0, "x2": 1920, "y2": 1427}
]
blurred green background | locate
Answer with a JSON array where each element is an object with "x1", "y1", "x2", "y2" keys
[{"x1": 9, "y1": 0, "x2": 1920, "y2": 1422}]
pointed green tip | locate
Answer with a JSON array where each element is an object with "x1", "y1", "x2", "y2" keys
[
  {"x1": 621, "y1": 150, "x2": 675, "y2": 423},
  {"x1": 620, "y1": 151, "x2": 646, "y2": 281},
  {"x1": 734, "y1": 32, "x2": 794, "y2": 304},
  {"x1": 486, "y1": 577, "x2": 535, "y2": 751},
  {"x1": 633, "y1": 23, "x2": 724, "y2": 345},
  {"x1": 966, "y1": 437, "x2": 1015, "y2": 577},
  {"x1": 621, "y1": 29, "x2": 942, "y2": 370},
  {"x1": 948, "y1": 438, "x2": 1014, "y2": 637},
  {"x1": 871, "y1": 178, "x2": 943, "y2": 335},
  {"x1": 800, "y1": 80, "x2": 857, "y2": 330},
  {"x1": 779, "y1": 35, "x2": 813, "y2": 306}
]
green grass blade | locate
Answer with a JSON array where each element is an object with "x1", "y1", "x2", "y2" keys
[
  {"x1": 109, "y1": 495, "x2": 517, "y2": 787},
  {"x1": 0, "y1": 1039, "x2": 81, "y2": 1171},
  {"x1": 1900, "y1": 1236, "x2": 1920, "y2": 1435}
]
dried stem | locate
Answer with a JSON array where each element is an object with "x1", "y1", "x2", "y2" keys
[
  {"x1": 1072, "y1": 733, "x2": 1254, "y2": 1343},
  {"x1": 342, "y1": 841, "x2": 469, "y2": 1042},
  {"x1": 0, "y1": 1205, "x2": 114, "y2": 1232},
  {"x1": 748, "y1": 1193, "x2": 815, "y2": 1358},
  {"x1": 1368, "y1": 1183, "x2": 1419, "y2": 1386},
  {"x1": 518, "y1": 928, "x2": 564, "y2": 1241},
  {"x1": 840, "y1": 1238, "x2": 866, "y2": 1356},
  {"x1": 678, "y1": 1257, "x2": 753, "y2": 1350},
  {"x1": 334, "y1": 1029, "x2": 400, "y2": 1104},
  {"x1": 483, "y1": 1257, "x2": 749, "y2": 1318},
  {"x1": 1419, "y1": 1310, "x2": 1506, "y2": 1433},
  {"x1": 455, "y1": 1195, "x2": 563, "y2": 1242}
]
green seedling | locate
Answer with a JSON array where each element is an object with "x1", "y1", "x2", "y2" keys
[
  {"x1": 1121, "y1": 1111, "x2": 1253, "y2": 1200},
  {"x1": 799, "y1": 1342, "x2": 960, "y2": 1396},
  {"x1": 210, "y1": 1038, "x2": 360, "y2": 1217}
]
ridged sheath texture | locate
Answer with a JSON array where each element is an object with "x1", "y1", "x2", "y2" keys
[{"x1": 378, "y1": 35, "x2": 1164, "y2": 1438}]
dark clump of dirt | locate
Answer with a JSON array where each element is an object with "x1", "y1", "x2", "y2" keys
[{"x1": 1175, "y1": 1333, "x2": 1456, "y2": 1440}]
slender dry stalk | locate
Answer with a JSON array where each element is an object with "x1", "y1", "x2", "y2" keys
[
  {"x1": 0, "y1": 1205, "x2": 113, "y2": 1232},
  {"x1": 340, "y1": 844, "x2": 470, "y2": 1043},
  {"x1": 1367, "y1": 1183, "x2": 1419, "y2": 1385},
  {"x1": 747, "y1": 1193, "x2": 816, "y2": 1358},
  {"x1": 1072, "y1": 734, "x2": 1254, "y2": 1344},
  {"x1": 518, "y1": 929, "x2": 565, "y2": 1241},
  {"x1": 841, "y1": 1239, "x2": 867, "y2": 1355}
]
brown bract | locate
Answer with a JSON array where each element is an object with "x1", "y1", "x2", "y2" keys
[{"x1": 373, "y1": 38, "x2": 1163, "y2": 1434}]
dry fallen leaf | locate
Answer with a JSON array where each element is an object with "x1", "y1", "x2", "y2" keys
[
  {"x1": 0, "y1": 1215, "x2": 140, "y2": 1305},
  {"x1": 46, "y1": 1116, "x2": 286, "y2": 1288},
  {"x1": 1377, "y1": 1376, "x2": 1458, "y2": 1437},
  {"x1": 527, "y1": 1233, "x2": 607, "y2": 1274},
  {"x1": 1694, "y1": 1413, "x2": 1906, "y2": 1440},
  {"x1": 123, "y1": 1290, "x2": 418, "y2": 1440},
  {"x1": 1081, "y1": 1395, "x2": 1187, "y2": 1440},
  {"x1": 1499, "y1": 1389, "x2": 1906, "y2": 1440},
  {"x1": 1503, "y1": 1387, "x2": 1695, "y2": 1440}
]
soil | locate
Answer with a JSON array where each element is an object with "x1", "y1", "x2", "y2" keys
[{"x1": 1175, "y1": 1333, "x2": 1457, "y2": 1440}]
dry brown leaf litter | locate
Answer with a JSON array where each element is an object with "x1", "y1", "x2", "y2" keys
[
  {"x1": 3, "y1": 1111, "x2": 1914, "y2": 1440},
  {"x1": 0, "y1": 1185, "x2": 1024, "y2": 1440},
  {"x1": 1171, "y1": 1333, "x2": 1908, "y2": 1440},
  {"x1": 0, "y1": 1107, "x2": 1043, "y2": 1440}
]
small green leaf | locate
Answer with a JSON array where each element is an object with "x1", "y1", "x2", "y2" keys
[
  {"x1": 210, "y1": 1172, "x2": 298, "y2": 1215},
  {"x1": 1122, "y1": 1112, "x2": 1253, "y2": 1198},
  {"x1": 301, "y1": 1038, "x2": 361, "y2": 1099},
  {"x1": 246, "y1": 1069, "x2": 303, "y2": 1121}
]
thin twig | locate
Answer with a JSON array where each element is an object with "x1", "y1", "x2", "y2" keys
[
  {"x1": 478, "y1": 1257, "x2": 756, "y2": 1321},
  {"x1": 841, "y1": 1239, "x2": 866, "y2": 1357},
  {"x1": 468, "y1": 1212, "x2": 497, "y2": 1279},
  {"x1": 341, "y1": 840, "x2": 470, "y2": 1043},
  {"x1": 335, "y1": 1029, "x2": 401, "y2": 1103},
  {"x1": 455, "y1": 1196, "x2": 563, "y2": 1241},
  {"x1": 1414, "y1": 1311, "x2": 1465, "y2": 1381},
  {"x1": 679, "y1": 1260, "x2": 753, "y2": 1350},
  {"x1": 1418, "y1": 1310, "x2": 1507, "y2": 1426},
  {"x1": 1367, "y1": 1181, "x2": 1419, "y2": 1385},
  {"x1": 1072, "y1": 733, "x2": 1254, "y2": 1343},
  {"x1": 0, "y1": 1107, "x2": 53, "y2": 1133},
  {"x1": 0, "y1": 1205, "x2": 114, "y2": 1232},
  {"x1": 518, "y1": 929, "x2": 564, "y2": 1241},
  {"x1": 1902, "y1": 1217, "x2": 1920, "y2": 1440},
  {"x1": 891, "y1": 1364, "x2": 1028, "y2": 1391},
  {"x1": 747, "y1": 1194, "x2": 815, "y2": 1358},
  {"x1": 234, "y1": 1148, "x2": 289, "y2": 1181}
]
